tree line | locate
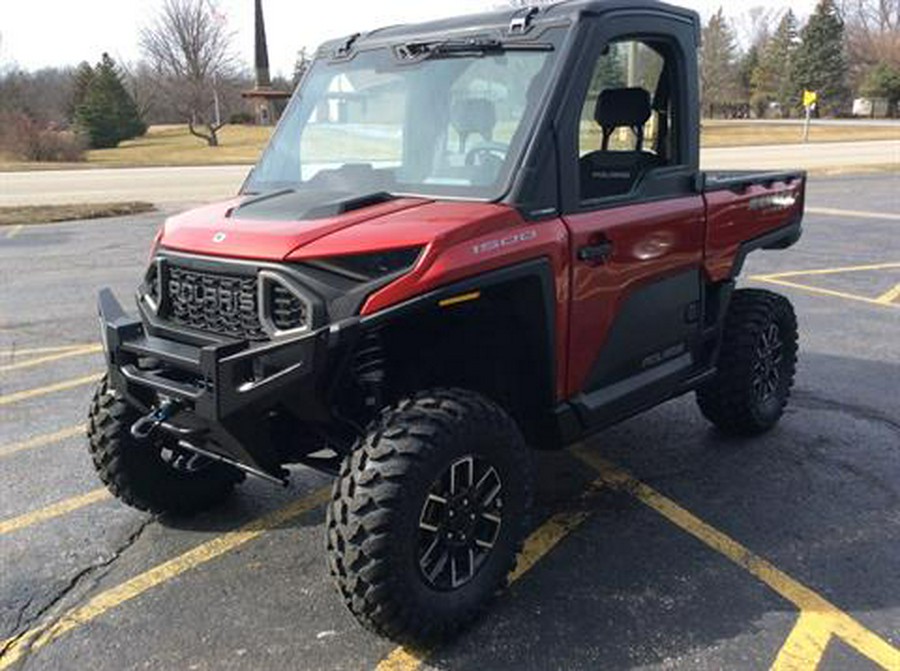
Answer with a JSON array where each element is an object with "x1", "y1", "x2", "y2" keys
[
  {"x1": 701, "y1": 0, "x2": 900, "y2": 118},
  {"x1": 0, "y1": 0, "x2": 309, "y2": 162},
  {"x1": 2, "y1": 0, "x2": 897, "y2": 162}
]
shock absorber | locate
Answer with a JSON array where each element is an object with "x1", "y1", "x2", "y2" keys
[{"x1": 353, "y1": 328, "x2": 385, "y2": 411}]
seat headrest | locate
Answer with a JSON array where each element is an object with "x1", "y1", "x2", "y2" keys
[
  {"x1": 451, "y1": 98, "x2": 497, "y2": 138},
  {"x1": 595, "y1": 88, "x2": 652, "y2": 129}
]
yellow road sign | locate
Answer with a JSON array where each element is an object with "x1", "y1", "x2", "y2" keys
[{"x1": 803, "y1": 90, "x2": 818, "y2": 108}]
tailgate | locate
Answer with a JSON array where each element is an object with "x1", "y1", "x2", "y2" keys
[{"x1": 702, "y1": 170, "x2": 805, "y2": 281}]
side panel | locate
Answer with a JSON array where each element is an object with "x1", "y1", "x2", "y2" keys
[
  {"x1": 563, "y1": 196, "x2": 705, "y2": 397},
  {"x1": 355, "y1": 205, "x2": 572, "y2": 400},
  {"x1": 704, "y1": 175, "x2": 805, "y2": 282}
]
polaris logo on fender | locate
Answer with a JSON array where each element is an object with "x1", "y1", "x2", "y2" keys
[{"x1": 472, "y1": 230, "x2": 537, "y2": 255}]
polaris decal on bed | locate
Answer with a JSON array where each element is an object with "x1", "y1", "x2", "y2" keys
[
  {"x1": 749, "y1": 191, "x2": 798, "y2": 212},
  {"x1": 472, "y1": 230, "x2": 538, "y2": 255}
]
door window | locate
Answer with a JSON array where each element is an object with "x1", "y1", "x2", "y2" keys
[{"x1": 577, "y1": 39, "x2": 678, "y2": 202}]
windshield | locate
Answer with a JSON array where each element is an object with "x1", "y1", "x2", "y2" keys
[{"x1": 244, "y1": 31, "x2": 562, "y2": 201}]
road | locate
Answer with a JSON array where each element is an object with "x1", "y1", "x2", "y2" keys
[
  {"x1": 0, "y1": 174, "x2": 898, "y2": 670},
  {"x1": 1, "y1": 140, "x2": 897, "y2": 207}
]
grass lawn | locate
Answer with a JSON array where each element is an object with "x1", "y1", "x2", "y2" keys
[
  {"x1": 0, "y1": 202, "x2": 155, "y2": 226},
  {"x1": 0, "y1": 121, "x2": 896, "y2": 172},
  {"x1": 700, "y1": 120, "x2": 900, "y2": 147},
  {"x1": 85, "y1": 124, "x2": 274, "y2": 168}
]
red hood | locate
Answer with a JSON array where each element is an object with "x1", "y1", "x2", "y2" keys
[{"x1": 159, "y1": 196, "x2": 432, "y2": 261}]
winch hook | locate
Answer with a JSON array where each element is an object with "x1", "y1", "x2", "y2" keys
[{"x1": 130, "y1": 400, "x2": 179, "y2": 441}]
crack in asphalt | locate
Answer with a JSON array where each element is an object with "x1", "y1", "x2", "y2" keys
[
  {"x1": 791, "y1": 389, "x2": 900, "y2": 435},
  {"x1": 0, "y1": 515, "x2": 153, "y2": 668}
]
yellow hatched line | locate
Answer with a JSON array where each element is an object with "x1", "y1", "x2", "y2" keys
[
  {"x1": 753, "y1": 262, "x2": 900, "y2": 280},
  {"x1": 0, "y1": 374, "x2": 101, "y2": 407},
  {"x1": 0, "y1": 486, "x2": 331, "y2": 670},
  {"x1": 0, "y1": 345, "x2": 102, "y2": 373},
  {"x1": 0, "y1": 489, "x2": 111, "y2": 536},
  {"x1": 0, "y1": 344, "x2": 94, "y2": 358},
  {"x1": 375, "y1": 495, "x2": 595, "y2": 671},
  {"x1": 572, "y1": 447, "x2": 900, "y2": 670},
  {"x1": 751, "y1": 276, "x2": 900, "y2": 309},
  {"x1": 770, "y1": 611, "x2": 836, "y2": 671},
  {"x1": 0, "y1": 424, "x2": 85, "y2": 459},
  {"x1": 875, "y1": 283, "x2": 900, "y2": 305}
]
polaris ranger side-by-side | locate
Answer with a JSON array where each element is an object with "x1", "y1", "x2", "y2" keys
[{"x1": 90, "y1": 0, "x2": 804, "y2": 642}]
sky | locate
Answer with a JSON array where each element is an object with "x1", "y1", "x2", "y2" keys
[{"x1": 0, "y1": 0, "x2": 821, "y2": 76}]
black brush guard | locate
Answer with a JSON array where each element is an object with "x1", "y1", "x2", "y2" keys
[{"x1": 98, "y1": 288, "x2": 354, "y2": 482}]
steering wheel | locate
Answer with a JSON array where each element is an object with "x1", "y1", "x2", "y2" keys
[{"x1": 464, "y1": 143, "x2": 508, "y2": 167}]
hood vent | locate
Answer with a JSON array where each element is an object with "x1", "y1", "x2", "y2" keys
[{"x1": 231, "y1": 190, "x2": 396, "y2": 222}]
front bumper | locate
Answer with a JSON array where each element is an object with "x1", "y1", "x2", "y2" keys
[{"x1": 98, "y1": 288, "x2": 356, "y2": 478}]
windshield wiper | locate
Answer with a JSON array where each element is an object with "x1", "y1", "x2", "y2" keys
[{"x1": 395, "y1": 38, "x2": 553, "y2": 61}]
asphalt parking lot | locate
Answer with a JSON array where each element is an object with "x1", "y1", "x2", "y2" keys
[{"x1": 0, "y1": 173, "x2": 898, "y2": 671}]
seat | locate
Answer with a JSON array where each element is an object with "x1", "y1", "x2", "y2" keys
[
  {"x1": 579, "y1": 87, "x2": 662, "y2": 200},
  {"x1": 451, "y1": 98, "x2": 497, "y2": 153}
]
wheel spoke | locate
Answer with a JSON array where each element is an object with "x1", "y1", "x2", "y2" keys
[
  {"x1": 450, "y1": 456, "x2": 473, "y2": 495},
  {"x1": 425, "y1": 547, "x2": 450, "y2": 584},
  {"x1": 475, "y1": 466, "x2": 502, "y2": 507},
  {"x1": 451, "y1": 548, "x2": 475, "y2": 588}
]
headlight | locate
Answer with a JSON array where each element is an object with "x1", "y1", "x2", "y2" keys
[{"x1": 306, "y1": 247, "x2": 422, "y2": 282}]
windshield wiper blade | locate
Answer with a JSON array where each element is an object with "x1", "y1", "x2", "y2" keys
[{"x1": 395, "y1": 38, "x2": 552, "y2": 61}]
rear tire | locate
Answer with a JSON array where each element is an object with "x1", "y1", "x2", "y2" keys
[
  {"x1": 87, "y1": 376, "x2": 240, "y2": 516},
  {"x1": 697, "y1": 289, "x2": 798, "y2": 436},
  {"x1": 325, "y1": 388, "x2": 532, "y2": 643}
]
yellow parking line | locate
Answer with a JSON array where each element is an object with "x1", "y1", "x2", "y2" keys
[
  {"x1": 806, "y1": 207, "x2": 900, "y2": 222},
  {"x1": 0, "y1": 345, "x2": 102, "y2": 374},
  {"x1": 770, "y1": 611, "x2": 835, "y2": 671},
  {"x1": 5, "y1": 224, "x2": 24, "y2": 239},
  {"x1": 572, "y1": 448, "x2": 900, "y2": 670},
  {"x1": 0, "y1": 373, "x2": 101, "y2": 407},
  {"x1": 0, "y1": 344, "x2": 94, "y2": 358},
  {"x1": 0, "y1": 489, "x2": 110, "y2": 536},
  {"x1": 0, "y1": 486, "x2": 331, "y2": 670},
  {"x1": 751, "y1": 276, "x2": 900, "y2": 309},
  {"x1": 754, "y1": 262, "x2": 900, "y2": 280},
  {"x1": 875, "y1": 283, "x2": 900, "y2": 305},
  {"x1": 0, "y1": 424, "x2": 85, "y2": 459},
  {"x1": 376, "y1": 496, "x2": 595, "y2": 671}
]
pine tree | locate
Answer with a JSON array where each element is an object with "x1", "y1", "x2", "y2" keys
[
  {"x1": 75, "y1": 53, "x2": 146, "y2": 149},
  {"x1": 793, "y1": 0, "x2": 849, "y2": 116},
  {"x1": 752, "y1": 10, "x2": 800, "y2": 118},
  {"x1": 861, "y1": 64, "x2": 900, "y2": 117},
  {"x1": 68, "y1": 61, "x2": 95, "y2": 121},
  {"x1": 700, "y1": 8, "x2": 740, "y2": 118}
]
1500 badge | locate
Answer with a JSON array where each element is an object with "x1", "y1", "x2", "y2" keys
[{"x1": 472, "y1": 230, "x2": 537, "y2": 255}]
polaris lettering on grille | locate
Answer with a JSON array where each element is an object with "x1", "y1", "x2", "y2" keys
[
  {"x1": 168, "y1": 280, "x2": 243, "y2": 316},
  {"x1": 472, "y1": 230, "x2": 537, "y2": 255},
  {"x1": 164, "y1": 266, "x2": 265, "y2": 340}
]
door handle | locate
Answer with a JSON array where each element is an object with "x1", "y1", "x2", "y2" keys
[{"x1": 578, "y1": 241, "x2": 613, "y2": 264}]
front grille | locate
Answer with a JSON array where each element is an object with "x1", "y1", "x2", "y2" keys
[{"x1": 165, "y1": 265, "x2": 267, "y2": 341}]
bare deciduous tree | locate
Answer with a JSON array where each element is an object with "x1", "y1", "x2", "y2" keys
[
  {"x1": 840, "y1": 0, "x2": 900, "y2": 86},
  {"x1": 141, "y1": 0, "x2": 238, "y2": 146}
]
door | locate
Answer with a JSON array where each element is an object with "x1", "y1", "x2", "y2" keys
[{"x1": 559, "y1": 21, "x2": 706, "y2": 424}]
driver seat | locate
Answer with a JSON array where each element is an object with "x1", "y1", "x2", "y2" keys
[
  {"x1": 579, "y1": 87, "x2": 662, "y2": 200},
  {"x1": 451, "y1": 98, "x2": 497, "y2": 154}
]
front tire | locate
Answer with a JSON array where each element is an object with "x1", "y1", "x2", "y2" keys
[
  {"x1": 697, "y1": 289, "x2": 798, "y2": 435},
  {"x1": 325, "y1": 388, "x2": 532, "y2": 643},
  {"x1": 87, "y1": 376, "x2": 241, "y2": 516}
]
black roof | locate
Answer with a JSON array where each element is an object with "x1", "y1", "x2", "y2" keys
[{"x1": 317, "y1": 0, "x2": 700, "y2": 55}]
